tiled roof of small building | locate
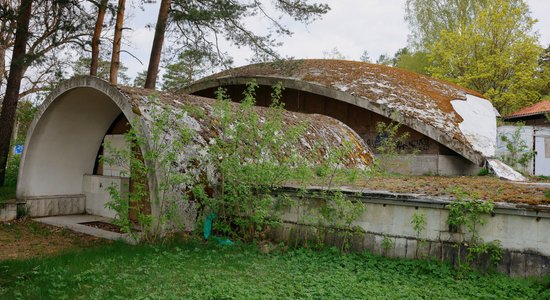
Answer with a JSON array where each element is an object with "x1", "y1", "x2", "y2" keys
[{"x1": 505, "y1": 100, "x2": 550, "y2": 119}]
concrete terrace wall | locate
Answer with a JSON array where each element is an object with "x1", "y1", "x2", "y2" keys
[{"x1": 271, "y1": 188, "x2": 550, "y2": 277}]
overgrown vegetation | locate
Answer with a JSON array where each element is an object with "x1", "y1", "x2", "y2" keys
[
  {"x1": 374, "y1": 117, "x2": 418, "y2": 175},
  {"x1": 0, "y1": 156, "x2": 19, "y2": 202},
  {"x1": 2, "y1": 240, "x2": 547, "y2": 299},
  {"x1": 104, "y1": 81, "x2": 367, "y2": 245},
  {"x1": 411, "y1": 211, "x2": 427, "y2": 257},
  {"x1": 499, "y1": 124, "x2": 535, "y2": 172},
  {"x1": 447, "y1": 187, "x2": 502, "y2": 273}
]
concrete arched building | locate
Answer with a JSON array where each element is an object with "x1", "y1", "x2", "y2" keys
[
  {"x1": 16, "y1": 76, "x2": 371, "y2": 220},
  {"x1": 184, "y1": 59, "x2": 498, "y2": 176}
]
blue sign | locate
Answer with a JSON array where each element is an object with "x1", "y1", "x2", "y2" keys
[{"x1": 14, "y1": 144, "x2": 24, "y2": 155}]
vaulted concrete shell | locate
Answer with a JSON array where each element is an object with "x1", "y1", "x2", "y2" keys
[
  {"x1": 184, "y1": 60, "x2": 498, "y2": 175},
  {"x1": 17, "y1": 76, "x2": 371, "y2": 219}
]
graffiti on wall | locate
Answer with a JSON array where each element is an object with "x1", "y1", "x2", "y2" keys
[{"x1": 362, "y1": 133, "x2": 432, "y2": 153}]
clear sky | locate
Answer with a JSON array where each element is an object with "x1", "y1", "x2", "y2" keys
[{"x1": 121, "y1": 0, "x2": 550, "y2": 79}]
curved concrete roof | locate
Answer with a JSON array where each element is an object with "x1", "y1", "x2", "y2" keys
[
  {"x1": 18, "y1": 76, "x2": 371, "y2": 204},
  {"x1": 184, "y1": 59, "x2": 498, "y2": 165}
]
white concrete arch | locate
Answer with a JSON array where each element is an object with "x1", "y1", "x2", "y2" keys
[
  {"x1": 17, "y1": 77, "x2": 139, "y2": 216},
  {"x1": 184, "y1": 75, "x2": 487, "y2": 166}
]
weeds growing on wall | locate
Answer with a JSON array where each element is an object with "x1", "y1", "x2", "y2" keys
[
  {"x1": 447, "y1": 187, "x2": 502, "y2": 273},
  {"x1": 374, "y1": 116, "x2": 418, "y2": 175},
  {"x1": 291, "y1": 134, "x2": 368, "y2": 252},
  {"x1": 499, "y1": 124, "x2": 535, "y2": 172},
  {"x1": 411, "y1": 211, "x2": 427, "y2": 257}
]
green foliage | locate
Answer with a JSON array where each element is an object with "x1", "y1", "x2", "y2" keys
[
  {"x1": 196, "y1": 81, "x2": 314, "y2": 241},
  {"x1": 161, "y1": 50, "x2": 218, "y2": 92},
  {"x1": 168, "y1": 0, "x2": 330, "y2": 64},
  {"x1": 132, "y1": 70, "x2": 147, "y2": 88},
  {"x1": 103, "y1": 95, "x2": 198, "y2": 241},
  {"x1": 73, "y1": 57, "x2": 131, "y2": 85},
  {"x1": 544, "y1": 189, "x2": 550, "y2": 200},
  {"x1": 381, "y1": 235, "x2": 394, "y2": 254},
  {"x1": 0, "y1": 186, "x2": 16, "y2": 203},
  {"x1": 3, "y1": 154, "x2": 19, "y2": 188},
  {"x1": 393, "y1": 49, "x2": 430, "y2": 75},
  {"x1": 411, "y1": 211, "x2": 427, "y2": 257},
  {"x1": 447, "y1": 187, "x2": 502, "y2": 271},
  {"x1": 411, "y1": 211, "x2": 427, "y2": 237},
  {"x1": 405, "y1": 0, "x2": 486, "y2": 50},
  {"x1": 427, "y1": 0, "x2": 547, "y2": 114},
  {"x1": 359, "y1": 50, "x2": 371, "y2": 63},
  {"x1": 14, "y1": 100, "x2": 37, "y2": 145},
  {"x1": 2, "y1": 242, "x2": 548, "y2": 299},
  {"x1": 447, "y1": 188, "x2": 494, "y2": 241},
  {"x1": 376, "y1": 54, "x2": 393, "y2": 66},
  {"x1": 374, "y1": 118, "x2": 417, "y2": 174},
  {"x1": 499, "y1": 124, "x2": 535, "y2": 171},
  {"x1": 314, "y1": 190, "x2": 366, "y2": 252},
  {"x1": 104, "y1": 80, "x2": 367, "y2": 243},
  {"x1": 477, "y1": 168, "x2": 489, "y2": 176},
  {"x1": 322, "y1": 47, "x2": 347, "y2": 60}
]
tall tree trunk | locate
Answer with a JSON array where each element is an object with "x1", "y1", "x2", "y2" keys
[
  {"x1": 0, "y1": 0, "x2": 33, "y2": 186},
  {"x1": 144, "y1": 0, "x2": 171, "y2": 89},
  {"x1": 109, "y1": 0, "x2": 125, "y2": 84},
  {"x1": 0, "y1": 46, "x2": 6, "y2": 90},
  {"x1": 90, "y1": 0, "x2": 108, "y2": 76}
]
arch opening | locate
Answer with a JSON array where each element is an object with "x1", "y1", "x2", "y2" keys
[{"x1": 17, "y1": 87, "x2": 132, "y2": 217}]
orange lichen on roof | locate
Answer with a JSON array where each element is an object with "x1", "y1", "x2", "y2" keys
[
  {"x1": 506, "y1": 100, "x2": 550, "y2": 119},
  {"x1": 116, "y1": 86, "x2": 373, "y2": 169},
  {"x1": 205, "y1": 59, "x2": 484, "y2": 113},
  {"x1": 199, "y1": 59, "x2": 490, "y2": 158}
]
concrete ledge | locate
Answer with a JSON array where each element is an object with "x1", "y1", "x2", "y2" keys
[
  {"x1": 34, "y1": 214, "x2": 136, "y2": 244},
  {"x1": 23, "y1": 195, "x2": 86, "y2": 217},
  {"x1": 0, "y1": 200, "x2": 17, "y2": 221},
  {"x1": 272, "y1": 187, "x2": 550, "y2": 277}
]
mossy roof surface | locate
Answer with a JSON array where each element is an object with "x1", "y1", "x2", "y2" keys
[
  {"x1": 117, "y1": 86, "x2": 372, "y2": 168},
  {"x1": 197, "y1": 59, "x2": 492, "y2": 159}
]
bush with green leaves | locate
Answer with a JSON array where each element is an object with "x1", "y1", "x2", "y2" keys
[
  {"x1": 192, "y1": 81, "x2": 315, "y2": 241},
  {"x1": 104, "y1": 81, "x2": 368, "y2": 243},
  {"x1": 499, "y1": 124, "x2": 535, "y2": 172},
  {"x1": 447, "y1": 187, "x2": 502, "y2": 272},
  {"x1": 103, "y1": 95, "x2": 200, "y2": 241},
  {"x1": 374, "y1": 116, "x2": 418, "y2": 175}
]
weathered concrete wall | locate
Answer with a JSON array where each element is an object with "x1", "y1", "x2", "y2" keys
[
  {"x1": 24, "y1": 195, "x2": 85, "y2": 217},
  {"x1": 82, "y1": 175, "x2": 128, "y2": 219},
  {"x1": 496, "y1": 126, "x2": 534, "y2": 175},
  {"x1": 272, "y1": 188, "x2": 550, "y2": 277},
  {"x1": 0, "y1": 201, "x2": 17, "y2": 221},
  {"x1": 379, "y1": 154, "x2": 481, "y2": 176}
]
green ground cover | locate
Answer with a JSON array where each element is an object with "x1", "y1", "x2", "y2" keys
[
  {"x1": 0, "y1": 186, "x2": 15, "y2": 203},
  {"x1": 1, "y1": 241, "x2": 548, "y2": 299}
]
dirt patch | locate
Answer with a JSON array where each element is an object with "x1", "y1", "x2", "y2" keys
[
  {"x1": 351, "y1": 176, "x2": 550, "y2": 205},
  {"x1": 0, "y1": 218, "x2": 108, "y2": 261},
  {"x1": 79, "y1": 221, "x2": 124, "y2": 233}
]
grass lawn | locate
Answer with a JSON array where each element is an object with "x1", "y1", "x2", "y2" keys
[
  {"x1": 1, "y1": 237, "x2": 548, "y2": 300},
  {"x1": 0, "y1": 186, "x2": 15, "y2": 203}
]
